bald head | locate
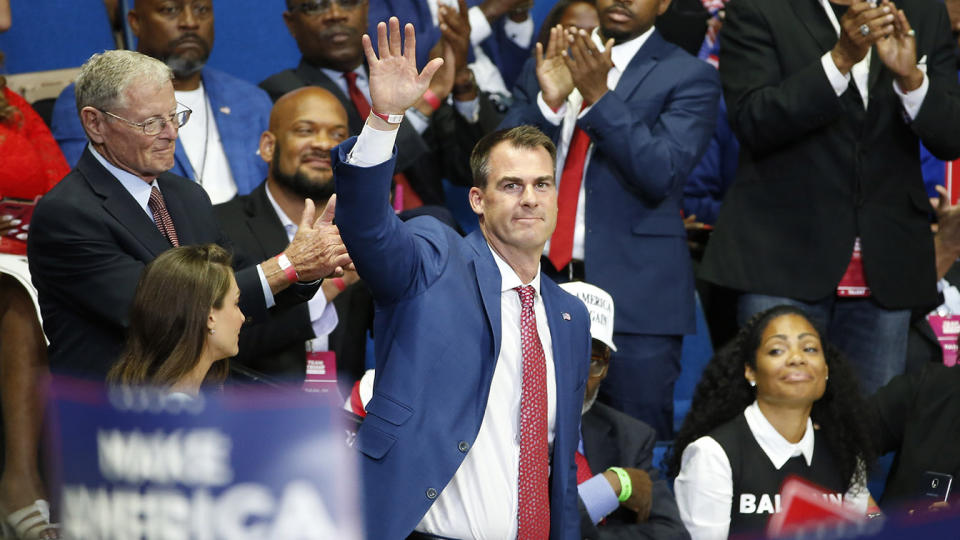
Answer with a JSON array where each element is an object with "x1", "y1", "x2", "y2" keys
[{"x1": 261, "y1": 86, "x2": 350, "y2": 202}]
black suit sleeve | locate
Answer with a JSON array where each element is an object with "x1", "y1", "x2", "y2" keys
[{"x1": 867, "y1": 370, "x2": 921, "y2": 455}]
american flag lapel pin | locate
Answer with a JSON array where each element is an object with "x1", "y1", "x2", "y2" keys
[
  {"x1": 561, "y1": 312, "x2": 571, "y2": 321},
  {"x1": 219, "y1": 106, "x2": 231, "y2": 114}
]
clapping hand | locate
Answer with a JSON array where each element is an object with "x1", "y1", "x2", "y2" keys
[
  {"x1": 364, "y1": 18, "x2": 444, "y2": 123},
  {"x1": 832, "y1": 1, "x2": 896, "y2": 74},
  {"x1": 563, "y1": 28, "x2": 614, "y2": 107},
  {"x1": 536, "y1": 24, "x2": 574, "y2": 110},
  {"x1": 874, "y1": 1, "x2": 923, "y2": 91}
]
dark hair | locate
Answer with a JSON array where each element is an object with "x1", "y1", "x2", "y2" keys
[
  {"x1": 108, "y1": 244, "x2": 234, "y2": 389},
  {"x1": 666, "y1": 305, "x2": 874, "y2": 491},
  {"x1": 470, "y1": 125, "x2": 556, "y2": 188},
  {"x1": 536, "y1": 0, "x2": 597, "y2": 49}
]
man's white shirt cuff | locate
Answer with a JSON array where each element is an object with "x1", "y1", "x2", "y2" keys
[
  {"x1": 821, "y1": 51, "x2": 851, "y2": 96},
  {"x1": 347, "y1": 123, "x2": 398, "y2": 167}
]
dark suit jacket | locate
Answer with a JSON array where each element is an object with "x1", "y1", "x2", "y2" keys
[
  {"x1": 579, "y1": 402, "x2": 689, "y2": 540},
  {"x1": 28, "y1": 149, "x2": 315, "y2": 378},
  {"x1": 500, "y1": 31, "x2": 720, "y2": 335},
  {"x1": 334, "y1": 139, "x2": 592, "y2": 539},
  {"x1": 701, "y1": 0, "x2": 960, "y2": 309},
  {"x1": 213, "y1": 181, "x2": 373, "y2": 384},
  {"x1": 869, "y1": 363, "x2": 960, "y2": 509}
]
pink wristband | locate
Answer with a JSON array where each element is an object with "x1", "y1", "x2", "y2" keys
[
  {"x1": 275, "y1": 253, "x2": 299, "y2": 283},
  {"x1": 422, "y1": 88, "x2": 442, "y2": 111},
  {"x1": 332, "y1": 277, "x2": 347, "y2": 292}
]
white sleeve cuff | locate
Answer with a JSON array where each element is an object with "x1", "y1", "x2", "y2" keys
[
  {"x1": 256, "y1": 264, "x2": 276, "y2": 309},
  {"x1": 468, "y1": 6, "x2": 492, "y2": 45},
  {"x1": 536, "y1": 92, "x2": 566, "y2": 126},
  {"x1": 347, "y1": 123, "x2": 399, "y2": 167},
  {"x1": 821, "y1": 52, "x2": 851, "y2": 96},
  {"x1": 503, "y1": 16, "x2": 534, "y2": 48},
  {"x1": 893, "y1": 71, "x2": 929, "y2": 121}
]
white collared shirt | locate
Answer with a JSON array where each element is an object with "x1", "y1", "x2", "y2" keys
[
  {"x1": 674, "y1": 402, "x2": 868, "y2": 540},
  {"x1": 416, "y1": 248, "x2": 556, "y2": 539},
  {"x1": 537, "y1": 26, "x2": 653, "y2": 260},
  {"x1": 264, "y1": 182, "x2": 339, "y2": 347}
]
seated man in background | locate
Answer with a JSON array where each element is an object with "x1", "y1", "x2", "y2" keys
[
  {"x1": 52, "y1": 0, "x2": 272, "y2": 203},
  {"x1": 29, "y1": 50, "x2": 349, "y2": 379},
  {"x1": 214, "y1": 86, "x2": 363, "y2": 383},
  {"x1": 559, "y1": 280, "x2": 690, "y2": 540}
]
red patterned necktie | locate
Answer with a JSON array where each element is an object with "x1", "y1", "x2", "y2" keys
[
  {"x1": 514, "y1": 285, "x2": 550, "y2": 539},
  {"x1": 575, "y1": 449, "x2": 593, "y2": 485},
  {"x1": 148, "y1": 186, "x2": 179, "y2": 247},
  {"x1": 343, "y1": 71, "x2": 423, "y2": 209},
  {"x1": 548, "y1": 118, "x2": 591, "y2": 272}
]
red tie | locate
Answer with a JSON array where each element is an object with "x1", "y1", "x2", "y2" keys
[
  {"x1": 575, "y1": 449, "x2": 593, "y2": 485},
  {"x1": 343, "y1": 71, "x2": 423, "y2": 209},
  {"x1": 548, "y1": 124, "x2": 591, "y2": 271},
  {"x1": 515, "y1": 285, "x2": 550, "y2": 540},
  {"x1": 148, "y1": 186, "x2": 179, "y2": 247}
]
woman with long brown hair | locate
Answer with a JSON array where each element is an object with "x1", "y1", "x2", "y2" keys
[{"x1": 108, "y1": 244, "x2": 244, "y2": 399}]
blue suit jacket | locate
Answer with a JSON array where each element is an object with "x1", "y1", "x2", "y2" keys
[
  {"x1": 500, "y1": 30, "x2": 720, "y2": 335},
  {"x1": 50, "y1": 67, "x2": 271, "y2": 196},
  {"x1": 333, "y1": 139, "x2": 592, "y2": 539},
  {"x1": 368, "y1": 0, "x2": 530, "y2": 89}
]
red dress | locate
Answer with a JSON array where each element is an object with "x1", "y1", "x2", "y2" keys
[{"x1": 0, "y1": 87, "x2": 70, "y2": 254}]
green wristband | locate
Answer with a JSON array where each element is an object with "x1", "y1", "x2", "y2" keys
[{"x1": 608, "y1": 466, "x2": 632, "y2": 503}]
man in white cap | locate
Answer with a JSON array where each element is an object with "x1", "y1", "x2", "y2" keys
[{"x1": 559, "y1": 281, "x2": 688, "y2": 539}]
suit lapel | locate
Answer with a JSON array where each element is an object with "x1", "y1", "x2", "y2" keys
[
  {"x1": 467, "y1": 231, "x2": 502, "y2": 360},
  {"x1": 791, "y1": 0, "x2": 840, "y2": 53},
  {"x1": 174, "y1": 142, "x2": 196, "y2": 180},
  {"x1": 247, "y1": 183, "x2": 294, "y2": 254},
  {"x1": 295, "y1": 60, "x2": 365, "y2": 134},
  {"x1": 612, "y1": 30, "x2": 667, "y2": 99},
  {"x1": 77, "y1": 149, "x2": 172, "y2": 256},
  {"x1": 582, "y1": 405, "x2": 617, "y2": 470}
]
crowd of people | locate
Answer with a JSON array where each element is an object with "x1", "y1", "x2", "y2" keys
[{"x1": 2, "y1": 0, "x2": 960, "y2": 538}]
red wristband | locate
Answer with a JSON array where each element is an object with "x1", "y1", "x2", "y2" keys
[
  {"x1": 332, "y1": 277, "x2": 347, "y2": 292},
  {"x1": 422, "y1": 88, "x2": 442, "y2": 111},
  {"x1": 275, "y1": 253, "x2": 298, "y2": 283},
  {"x1": 371, "y1": 110, "x2": 404, "y2": 124}
]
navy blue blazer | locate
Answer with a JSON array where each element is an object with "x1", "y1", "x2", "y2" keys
[
  {"x1": 50, "y1": 67, "x2": 271, "y2": 196},
  {"x1": 333, "y1": 138, "x2": 592, "y2": 539},
  {"x1": 500, "y1": 30, "x2": 720, "y2": 335}
]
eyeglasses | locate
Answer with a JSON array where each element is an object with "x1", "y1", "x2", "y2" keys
[
  {"x1": 100, "y1": 105, "x2": 192, "y2": 136},
  {"x1": 290, "y1": 0, "x2": 365, "y2": 16}
]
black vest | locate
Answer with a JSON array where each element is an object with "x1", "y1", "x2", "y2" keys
[{"x1": 710, "y1": 414, "x2": 847, "y2": 536}]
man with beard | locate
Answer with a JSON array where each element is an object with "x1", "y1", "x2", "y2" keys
[
  {"x1": 500, "y1": 0, "x2": 720, "y2": 441},
  {"x1": 214, "y1": 86, "x2": 363, "y2": 381},
  {"x1": 51, "y1": 0, "x2": 272, "y2": 203}
]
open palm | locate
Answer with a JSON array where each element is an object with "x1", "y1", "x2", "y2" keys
[{"x1": 365, "y1": 18, "x2": 444, "y2": 114}]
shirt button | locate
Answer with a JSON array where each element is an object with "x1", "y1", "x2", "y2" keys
[
  {"x1": 458, "y1": 441, "x2": 470, "y2": 452},
  {"x1": 426, "y1": 488, "x2": 438, "y2": 499}
]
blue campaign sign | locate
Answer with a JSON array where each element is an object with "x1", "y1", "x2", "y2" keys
[{"x1": 46, "y1": 377, "x2": 363, "y2": 540}]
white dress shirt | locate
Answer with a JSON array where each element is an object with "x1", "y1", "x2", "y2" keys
[
  {"x1": 264, "y1": 182, "x2": 339, "y2": 348},
  {"x1": 537, "y1": 26, "x2": 653, "y2": 261},
  {"x1": 674, "y1": 402, "x2": 868, "y2": 540},
  {"x1": 348, "y1": 124, "x2": 558, "y2": 539},
  {"x1": 175, "y1": 83, "x2": 237, "y2": 204}
]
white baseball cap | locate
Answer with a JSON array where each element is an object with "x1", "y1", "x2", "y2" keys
[{"x1": 559, "y1": 281, "x2": 617, "y2": 352}]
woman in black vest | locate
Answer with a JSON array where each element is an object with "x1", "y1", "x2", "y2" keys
[{"x1": 668, "y1": 305, "x2": 874, "y2": 538}]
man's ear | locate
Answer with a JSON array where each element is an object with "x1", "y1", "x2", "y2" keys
[
  {"x1": 128, "y1": 9, "x2": 142, "y2": 39},
  {"x1": 468, "y1": 186, "x2": 484, "y2": 217},
  {"x1": 259, "y1": 131, "x2": 276, "y2": 164},
  {"x1": 658, "y1": 0, "x2": 673, "y2": 17},
  {"x1": 80, "y1": 107, "x2": 107, "y2": 144},
  {"x1": 282, "y1": 10, "x2": 297, "y2": 39}
]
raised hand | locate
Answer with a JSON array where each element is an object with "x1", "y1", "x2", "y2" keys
[
  {"x1": 563, "y1": 28, "x2": 613, "y2": 106},
  {"x1": 364, "y1": 17, "x2": 444, "y2": 117},
  {"x1": 831, "y1": 1, "x2": 895, "y2": 74},
  {"x1": 439, "y1": 0, "x2": 471, "y2": 72},
  {"x1": 284, "y1": 195, "x2": 352, "y2": 281},
  {"x1": 875, "y1": 2, "x2": 923, "y2": 91},
  {"x1": 536, "y1": 24, "x2": 574, "y2": 110}
]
